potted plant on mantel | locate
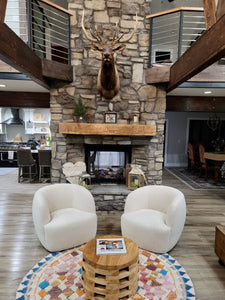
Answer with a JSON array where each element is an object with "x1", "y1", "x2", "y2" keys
[{"x1": 73, "y1": 95, "x2": 89, "y2": 123}]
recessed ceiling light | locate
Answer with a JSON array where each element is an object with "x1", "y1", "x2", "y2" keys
[
  {"x1": 204, "y1": 90, "x2": 212, "y2": 94},
  {"x1": 0, "y1": 84, "x2": 6, "y2": 88}
]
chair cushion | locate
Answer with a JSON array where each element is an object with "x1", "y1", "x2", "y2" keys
[
  {"x1": 44, "y1": 208, "x2": 97, "y2": 252},
  {"x1": 121, "y1": 209, "x2": 171, "y2": 253}
]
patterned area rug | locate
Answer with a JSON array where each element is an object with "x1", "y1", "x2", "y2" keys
[
  {"x1": 166, "y1": 167, "x2": 225, "y2": 190},
  {"x1": 16, "y1": 248, "x2": 195, "y2": 300}
]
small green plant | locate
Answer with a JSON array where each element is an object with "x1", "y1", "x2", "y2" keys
[
  {"x1": 79, "y1": 182, "x2": 91, "y2": 190},
  {"x1": 73, "y1": 95, "x2": 88, "y2": 116}
]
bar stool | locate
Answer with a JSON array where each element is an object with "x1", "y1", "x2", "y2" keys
[
  {"x1": 17, "y1": 149, "x2": 38, "y2": 183},
  {"x1": 38, "y1": 150, "x2": 51, "y2": 183}
]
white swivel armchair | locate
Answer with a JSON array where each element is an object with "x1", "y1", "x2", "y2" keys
[
  {"x1": 121, "y1": 185, "x2": 186, "y2": 253},
  {"x1": 32, "y1": 183, "x2": 97, "y2": 252}
]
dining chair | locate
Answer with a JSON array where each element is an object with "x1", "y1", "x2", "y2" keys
[
  {"x1": 199, "y1": 144, "x2": 216, "y2": 181},
  {"x1": 17, "y1": 149, "x2": 38, "y2": 183},
  {"x1": 38, "y1": 150, "x2": 51, "y2": 183}
]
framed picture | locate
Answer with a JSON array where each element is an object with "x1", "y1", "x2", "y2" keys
[{"x1": 104, "y1": 113, "x2": 117, "y2": 124}]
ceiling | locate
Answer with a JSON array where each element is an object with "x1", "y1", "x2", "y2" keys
[
  {"x1": 168, "y1": 86, "x2": 225, "y2": 97},
  {"x1": 1, "y1": 77, "x2": 225, "y2": 97},
  {"x1": 0, "y1": 78, "x2": 48, "y2": 93}
]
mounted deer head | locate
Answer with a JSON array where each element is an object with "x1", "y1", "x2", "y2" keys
[{"x1": 81, "y1": 11, "x2": 138, "y2": 99}]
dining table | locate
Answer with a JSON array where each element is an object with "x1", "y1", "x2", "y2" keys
[{"x1": 204, "y1": 152, "x2": 225, "y2": 184}]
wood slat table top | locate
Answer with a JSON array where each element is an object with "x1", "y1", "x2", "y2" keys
[
  {"x1": 204, "y1": 152, "x2": 225, "y2": 161},
  {"x1": 83, "y1": 235, "x2": 139, "y2": 270}
]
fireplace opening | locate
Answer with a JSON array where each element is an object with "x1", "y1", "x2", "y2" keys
[{"x1": 85, "y1": 145, "x2": 131, "y2": 184}]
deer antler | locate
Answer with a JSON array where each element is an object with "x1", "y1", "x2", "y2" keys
[
  {"x1": 112, "y1": 14, "x2": 138, "y2": 45},
  {"x1": 81, "y1": 10, "x2": 102, "y2": 44}
]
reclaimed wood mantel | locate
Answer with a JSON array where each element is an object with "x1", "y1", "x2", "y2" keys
[{"x1": 59, "y1": 123, "x2": 156, "y2": 136}]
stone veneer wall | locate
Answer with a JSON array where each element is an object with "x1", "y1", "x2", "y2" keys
[{"x1": 50, "y1": 0, "x2": 166, "y2": 184}]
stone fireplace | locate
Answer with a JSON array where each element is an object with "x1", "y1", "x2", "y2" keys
[{"x1": 49, "y1": 0, "x2": 166, "y2": 209}]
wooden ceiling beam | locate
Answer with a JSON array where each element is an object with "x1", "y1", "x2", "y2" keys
[
  {"x1": 216, "y1": 0, "x2": 225, "y2": 20},
  {"x1": 0, "y1": 23, "x2": 49, "y2": 89},
  {"x1": 0, "y1": 91, "x2": 50, "y2": 108},
  {"x1": 0, "y1": 0, "x2": 7, "y2": 23},
  {"x1": 42, "y1": 59, "x2": 73, "y2": 82},
  {"x1": 0, "y1": 23, "x2": 73, "y2": 90},
  {"x1": 203, "y1": 0, "x2": 216, "y2": 29},
  {"x1": 167, "y1": 13, "x2": 225, "y2": 92}
]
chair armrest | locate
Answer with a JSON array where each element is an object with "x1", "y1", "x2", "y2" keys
[
  {"x1": 166, "y1": 196, "x2": 186, "y2": 228},
  {"x1": 32, "y1": 192, "x2": 51, "y2": 240}
]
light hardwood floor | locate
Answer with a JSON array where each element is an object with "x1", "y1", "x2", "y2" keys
[{"x1": 0, "y1": 169, "x2": 225, "y2": 300}]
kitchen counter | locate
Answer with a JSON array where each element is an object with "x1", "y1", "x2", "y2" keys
[{"x1": 0, "y1": 143, "x2": 51, "y2": 167}]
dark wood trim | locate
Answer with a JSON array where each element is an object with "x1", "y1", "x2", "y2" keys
[
  {"x1": 42, "y1": 59, "x2": 73, "y2": 82},
  {"x1": 0, "y1": 24, "x2": 73, "y2": 90},
  {"x1": 0, "y1": 91, "x2": 50, "y2": 108},
  {"x1": 167, "y1": 13, "x2": 225, "y2": 92},
  {"x1": 0, "y1": 0, "x2": 7, "y2": 23},
  {"x1": 166, "y1": 96, "x2": 225, "y2": 112},
  {"x1": 145, "y1": 65, "x2": 170, "y2": 84},
  {"x1": 0, "y1": 23, "x2": 49, "y2": 89},
  {"x1": 203, "y1": 0, "x2": 216, "y2": 29}
]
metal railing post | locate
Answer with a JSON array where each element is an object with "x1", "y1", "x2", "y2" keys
[
  {"x1": 178, "y1": 10, "x2": 184, "y2": 59},
  {"x1": 26, "y1": 0, "x2": 31, "y2": 47},
  {"x1": 148, "y1": 17, "x2": 153, "y2": 68},
  {"x1": 67, "y1": 14, "x2": 71, "y2": 65}
]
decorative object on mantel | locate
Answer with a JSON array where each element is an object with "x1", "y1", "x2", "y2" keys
[
  {"x1": 81, "y1": 11, "x2": 138, "y2": 99},
  {"x1": 73, "y1": 95, "x2": 89, "y2": 123},
  {"x1": 104, "y1": 112, "x2": 117, "y2": 124},
  {"x1": 128, "y1": 164, "x2": 146, "y2": 190},
  {"x1": 59, "y1": 123, "x2": 156, "y2": 136},
  {"x1": 62, "y1": 161, "x2": 91, "y2": 186}
]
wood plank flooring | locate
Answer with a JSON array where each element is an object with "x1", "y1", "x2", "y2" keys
[{"x1": 0, "y1": 169, "x2": 225, "y2": 299}]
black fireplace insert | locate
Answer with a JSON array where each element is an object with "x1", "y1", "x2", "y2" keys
[{"x1": 85, "y1": 144, "x2": 131, "y2": 183}]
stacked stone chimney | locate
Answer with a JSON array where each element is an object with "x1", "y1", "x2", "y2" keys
[{"x1": 50, "y1": 0, "x2": 166, "y2": 185}]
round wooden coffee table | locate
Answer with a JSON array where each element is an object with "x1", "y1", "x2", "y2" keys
[{"x1": 82, "y1": 235, "x2": 139, "y2": 300}]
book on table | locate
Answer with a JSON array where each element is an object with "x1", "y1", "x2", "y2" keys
[{"x1": 96, "y1": 238, "x2": 127, "y2": 255}]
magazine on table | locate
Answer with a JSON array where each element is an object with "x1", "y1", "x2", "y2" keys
[{"x1": 96, "y1": 238, "x2": 127, "y2": 255}]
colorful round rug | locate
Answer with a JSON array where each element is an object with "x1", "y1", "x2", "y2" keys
[{"x1": 16, "y1": 248, "x2": 195, "y2": 300}]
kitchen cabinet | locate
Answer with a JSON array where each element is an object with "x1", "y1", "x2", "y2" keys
[{"x1": 23, "y1": 109, "x2": 50, "y2": 135}]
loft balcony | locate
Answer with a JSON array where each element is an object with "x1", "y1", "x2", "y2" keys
[
  {"x1": 0, "y1": 0, "x2": 73, "y2": 89},
  {"x1": 147, "y1": 7, "x2": 206, "y2": 66},
  {"x1": 145, "y1": 7, "x2": 225, "y2": 87},
  {"x1": 4, "y1": 0, "x2": 72, "y2": 65}
]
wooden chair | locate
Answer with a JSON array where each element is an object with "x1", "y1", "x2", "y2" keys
[
  {"x1": 38, "y1": 150, "x2": 51, "y2": 183},
  {"x1": 188, "y1": 143, "x2": 200, "y2": 174},
  {"x1": 188, "y1": 143, "x2": 195, "y2": 171},
  {"x1": 17, "y1": 149, "x2": 37, "y2": 183},
  {"x1": 199, "y1": 144, "x2": 216, "y2": 181}
]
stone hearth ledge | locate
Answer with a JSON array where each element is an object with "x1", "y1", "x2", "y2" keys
[{"x1": 59, "y1": 123, "x2": 156, "y2": 136}]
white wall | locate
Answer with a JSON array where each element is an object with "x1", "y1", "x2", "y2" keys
[
  {"x1": 164, "y1": 111, "x2": 225, "y2": 167},
  {"x1": 151, "y1": 0, "x2": 203, "y2": 14}
]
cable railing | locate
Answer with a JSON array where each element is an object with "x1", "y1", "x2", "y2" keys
[
  {"x1": 147, "y1": 7, "x2": 206, "y2": 67},
  {"x1": 5, "y1": 0, "x2": 71, "y2": 65}
]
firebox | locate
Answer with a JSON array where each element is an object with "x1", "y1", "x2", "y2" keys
[{"x1": 85, "y1": 145, "x2": 131, "y2": 184}]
